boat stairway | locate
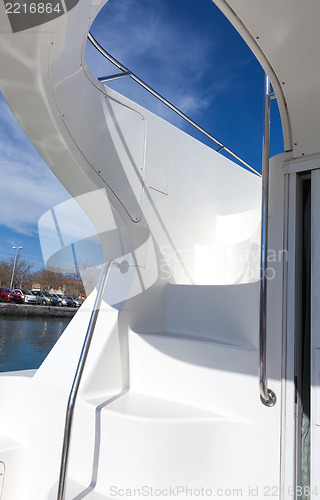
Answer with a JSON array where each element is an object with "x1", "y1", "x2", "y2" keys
[
  {"x1": 51, "y1": 278, "x2": 266, "y2": 498},
  {"x1": 62, "y1": 324, "x2": 268, "y2": 500},
  {"x1": 64, "y1": 387, "x2": 257, "y2": 499}
]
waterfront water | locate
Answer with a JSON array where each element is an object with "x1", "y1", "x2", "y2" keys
[{"x1": 0, "y1": 316, "x2": 71, "y2": 372}]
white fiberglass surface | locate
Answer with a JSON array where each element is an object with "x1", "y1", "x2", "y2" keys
[
  {"x1": 38, "y1": 142, "x2": 261, "y2": 309},
  {"x1": 0, "y1": 1, "x2": 291, "y2": 498}
]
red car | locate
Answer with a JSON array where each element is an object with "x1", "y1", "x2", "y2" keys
[
  {"x1": 0, "y1": 287, "x2": 9, "y2": 302},
  {"x1": 3, "y1": 288, "x2": 23, "y2": 304}
]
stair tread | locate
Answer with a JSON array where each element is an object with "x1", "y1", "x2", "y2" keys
[{"x1": 104, "y1": 392, "x2": 223, "y2": 419}]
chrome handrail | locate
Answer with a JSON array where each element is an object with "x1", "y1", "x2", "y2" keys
[
  {"x1": 57, "y1": 260, "x2": 127, "y2": 500},
  {"x1": 259, "y1": 74, "x2": 276, "y2": 407},
  {"x1": 87, "y1": 32, "x2": 261, "y2": 177}
]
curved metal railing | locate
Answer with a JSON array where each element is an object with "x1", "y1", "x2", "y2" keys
[{"x1": 87, "y1": 32, "x2": 261, "y2": 177}]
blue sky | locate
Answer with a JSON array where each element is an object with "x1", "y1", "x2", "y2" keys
[{"x1": 0, "y1": 0, "x2": 284, "y2": 270}]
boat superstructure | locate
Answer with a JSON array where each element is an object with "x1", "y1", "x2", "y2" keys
[{"x1": 0, "y1": 0, "x2": 319, "y2": 499}]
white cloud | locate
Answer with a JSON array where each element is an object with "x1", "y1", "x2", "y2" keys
[
  {"x1": 0, "y1": 159, "x2": 70, "y2": 235},
  {"x1": 0, "y1": 93, "x2": 70, "y2": 235}
]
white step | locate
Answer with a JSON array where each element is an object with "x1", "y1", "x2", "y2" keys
[
  {"x1": 104, "y1": 392, "x2": 222, "y2": 419},
  {"x1": 63, "y1": 390, "x2": 222, "y2": 498},
  {"x1": 164, "y1": 282, "x2": 259, "y2": 348},
  {"x1": 65, "y1": 390, "x2": 264, "y2": 498}
]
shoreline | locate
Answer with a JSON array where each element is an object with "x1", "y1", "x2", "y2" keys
[{"x1": 0, "y1": 303, "x2": 77, "y2": 317}]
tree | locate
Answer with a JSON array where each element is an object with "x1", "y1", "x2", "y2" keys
[
  {"x1": 0, "y1": 259, "x2": 11, "y2": 287},
  {"x1": 63, "y1": 271, "x2": 85, "y2": 297},
  {"x1": 0, "y1": 255, "x2": 33, "y2": 289},
  {"x1": 77, "y1": 260, "x2": 100, "y2": 296},
  {"x1": 32, "y1": 267, "x2": 63, "y2": 292},
  {"x1": 0, "y1": 255, "x2": 91, "y2": 297}
]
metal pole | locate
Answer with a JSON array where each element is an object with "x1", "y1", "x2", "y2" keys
[
  {"x1": 10, "y1": 246, "x2": 22, "y2": 289},
  {"x1": 259, "y1": 74, "x2": 276, "y2": 407},
  {"x1": 57, "y1": 261, "x2": 114, "y2": 500}
]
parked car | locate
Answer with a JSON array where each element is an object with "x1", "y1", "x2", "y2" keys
[
  {"x1": 3, "y1": 288, "x2": 23, "y2": 304},
  {"x1": 61, "y1": 296, "x2": 73, "y2": 307},
  {"x1": 13, "y1": 289, "x2": 37, "y2": 304},
  {"x1": 53, "y1": 294, "x2": 66, "y2": 306},
  {"x1": 0, "y1": 287, "x2": 9, "y2": 303},
  {"x1": 30, "y1": 290, "x2": 51, "y2": 305},
  {"x1": 70, "y1": 297, "x2": 82, "y2": 307},
  {"x1": 41, "y1": 291, "x2": 59, "y2": 306},
  {"x1": 50, "y1": 294, "x2": 62, "y2": 306}
]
